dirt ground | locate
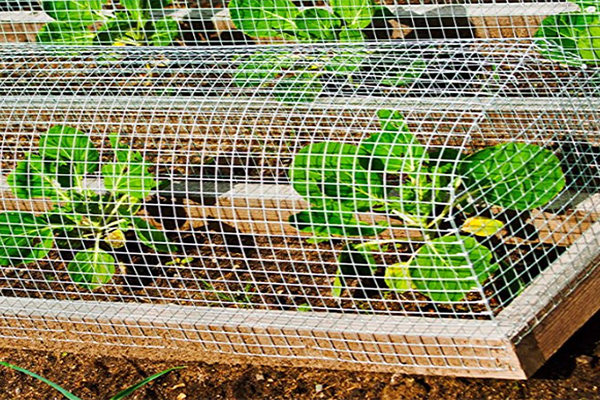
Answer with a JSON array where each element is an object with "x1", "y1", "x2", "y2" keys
[{"x1": 0, "y1": 311, "x2": 597, "y2": 400}]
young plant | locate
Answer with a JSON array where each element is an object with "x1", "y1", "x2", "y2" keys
[
  {"x1": 0, "y1": 125, "x2": 178, "y2": 288},
  {"x1": 289, "y1": 110, "x2": 566, "y2": 303},
  {"x1": 229, "y1": 0, "x2": 382, "y2": 44},
  {"x1": 0, "y1": 361, "x2": 184, "y2": 400},
  {"x1": 228, "y1": 0, "x2": 426, "y2": 101},
  {"x1": 36, "y1": 0, "x2": 180, "y2": 46},
  {"x1": 535, "y1": 0, "x2": 600, "y2": 66}
]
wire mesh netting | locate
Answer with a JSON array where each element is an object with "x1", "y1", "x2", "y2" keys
[{"x1": 0, "y1": 0, "x2": 598, "y2": 377}]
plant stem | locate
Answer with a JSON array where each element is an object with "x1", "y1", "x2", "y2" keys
[
  {"x1": 426, "y1": 190, "x2": 472, "y2": 229},
  {"x1": 107, "y1": 194, "x2": 133, "y2": 220}
]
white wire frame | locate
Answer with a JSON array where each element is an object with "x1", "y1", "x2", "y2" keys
[{"x1": 0, "y1": 0, "x2": 598, "y2": 380}]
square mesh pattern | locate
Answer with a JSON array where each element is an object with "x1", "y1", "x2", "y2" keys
[{"x1": 0, "y1": 0, "x2": 598, "y2": 377}]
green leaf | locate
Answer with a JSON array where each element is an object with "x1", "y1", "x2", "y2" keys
[
  {"x1": 297, "y1": 303, "x2": 312, "y2": 312},
  {"x1": 331, "y1": 270, "x2": 344, "y2": 298},
  {"x1": 121, "y1": 0, "x2": 142, "y2": 13},
  {"x1": 0, "y1": 362, "x2": 81, "y2": 400},
  {"x1": 323, "y1": 52, "x2": 366, "y2": 74},
  {"x1": 295, "y1": 8, "x2": 340, "y2": 41},
  {"x1": 67, "y1": 248, "x2": 115, "y2": 289},
  {"x1": 331, "y1": 0, "x2": 375, "y2": 29},
  {"x1": 535, "y1": 12, "x2": 600, "y2": 66},
  {"x1": 149, "y1": 0, "x2": 173, "y2": 8},
  {"x1": 289, "y1": 205, "x2": 385, "y2": 239},
  {"x1": 102, "y1": 146, "x2": 156, "y2": 200},
  {"x1": 360, "y1": 110, "x2": 426, "y2": 174},
  {"x1": 291, "y1": 141, "x2": 384, "y2": 211},
  {"x1": 233, "y1": 52, "x2": 292, "y2": 87},
  {"x1": 384, "y1": 262, "x2": 411, "y2": 292},
  {"x1": 577, "y1": 25, "x2": 600, "y2": 62},
  {"x1": 376, "y1": 109, "x2": 409, "y2": 133},
  {"x1": 94, "y1": 19, "x2": 136, "y2": 45},
  {"x1": 273, "y1": 73, "x2": 323, "y2": 103},
  {"x1": 573, "y1": 0, "x2": 600, "y2": 8},
  {"x1": 110, "y1": 367, "x2": 185, "y2": 400},
  {"x1": 42, "y1": 0, "x2": 103, "y2": 23},
  {"x1": 409, "y1": 235, "x2": 498, "y2": 303},
  {"x1": 0, "y1": 212, "x2": 54, "y2": 267},
  {"x1": 36, "y1": 22, "x2": 95, "y2": 45},
  {"x1": 39, "y1": 125, "x2": 99, "y2": 175},
  {"x1": 133, "y1": 217, "x2": 179, "y2": 253},
  {"x1": 149, "y1": 17, "x2": 180, "y2": 46},
  {"x1": 7, "y1": 154, "x2": 65, "y2": 200},
  {"x1": 338, "y1": 27, "x2": 365, "y2": 42},
  {"x1": 228, "y1": 0, "x2": 300, "y2": 38},
  {"x1": 380, "y1": 57, "x2": 427, "y2": 87},
  {"x1": 460, "y1": 142, "x2": 566, "y2": 211}
]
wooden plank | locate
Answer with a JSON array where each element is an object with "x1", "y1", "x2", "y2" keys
[
  {"x1": 497, "y1": 219, "x2": 600, "y2": 377},
  {"x1": 0, "y1": 296, "x2": 526, "y2": 379}
]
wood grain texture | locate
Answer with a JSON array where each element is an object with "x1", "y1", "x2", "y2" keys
[
  {"x1": 497, "y1": 219, "x2": 600, "y2": 377},
  {"x1": 0, "y1": 296, "x2": 526, "y2": 379}
]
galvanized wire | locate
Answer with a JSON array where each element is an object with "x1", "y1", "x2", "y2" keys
[{"x1": 0, "y1": 0, "x2": 598, "y2": 376}]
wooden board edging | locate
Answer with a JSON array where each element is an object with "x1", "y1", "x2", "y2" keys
[
  {"x1": 497, "y1": 220, "x2": 600, "y2": 377},
  {"x1": 0, "y1": 296, "x2": 527, "y2": 379}
]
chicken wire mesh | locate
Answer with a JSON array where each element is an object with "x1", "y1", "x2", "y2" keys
[{"x1": 0, "y1": 0, "x2": 598, "y2": 377}]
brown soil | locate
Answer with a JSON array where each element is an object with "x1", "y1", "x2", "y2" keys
[{"x1": 0, "y1": 310, "x2": 598, "y2": 400}]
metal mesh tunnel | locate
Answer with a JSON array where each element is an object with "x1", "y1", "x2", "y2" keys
[{"x1": 0, "y1": 0, "x2": 599, "y2": 380}]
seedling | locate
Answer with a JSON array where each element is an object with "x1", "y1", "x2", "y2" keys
[
  {"x1": 198, "y1": 279, "x2": 255, "y2": 306},
  {"x1": 0, "y1": 125, "x2": 178, "y2": 288},
  {"x1": 228, "y1": 0, "x2": 427, "y2": 101},
  {"x1": 36, "y1": 0, "x2": 180, "y2": 46},
  {"x1": 229, "y1": 0, "x2": 384, "y2": 43},
  {"x1": 535, "y1": 0, "x2": 600, "y2": 66},
  {"x1": 289, "y1": 110, "x2": 566, "y2": 303},
  {"x1": 0, "y1": 361, "x2": 184, "y2": 400}
]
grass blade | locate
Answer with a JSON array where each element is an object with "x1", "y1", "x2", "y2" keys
[
  {"x1": 0, "y1": 361, "x2": 81, "y2": 400},
  {"x1": 110, "y1": 366, "x2": 185, "y2": 400}
]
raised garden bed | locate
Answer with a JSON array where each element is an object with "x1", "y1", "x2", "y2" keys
[{"x1": 0, "y1": 0, "x2": 599, "y2": 381}]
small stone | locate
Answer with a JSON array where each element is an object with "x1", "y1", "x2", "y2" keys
[
  {"x1": 176, "y1": 394, "x2": 187, "y2": 400},
  {"x1": 315, "y1": 384, "x2": 323, "y2": 393},
  {"x1": 390, "y1": 373, "x2": 409, "y2": 386},
  {"x1": 172, "y1": 383, "x2": 186, "y2": 390},
  {"x1": 575, "y1": 355, "x2": 594, "y2": 365},
  {"x1": 255, "y1": 373, "x2": 264, "y2": 381}
]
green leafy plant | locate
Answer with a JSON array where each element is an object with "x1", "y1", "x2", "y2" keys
[
  {"x1": 232, "y1": 49, "x2": 375, "y2": 103},
  {"x1": 289, "y1": 110, "x2": 566, "y2": 303},
  {"x1": 229, "y1": 0, "x2": 382, "y2": 43},
  {"x1": 37, "y1": 0, "x2": 179, "y2": 46},
  {"x1": 0, "y1": 125, "x2": 178, "y2": 288},
  {"x1": 535, "y1": 0, "x2": 600, "y2": 66},
  {"x1": 0, "y1": 361, "x2": 184, "y2": 400},
  {"x1": 228, "y1": 0, "x2": 427, "y2": 101}
]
